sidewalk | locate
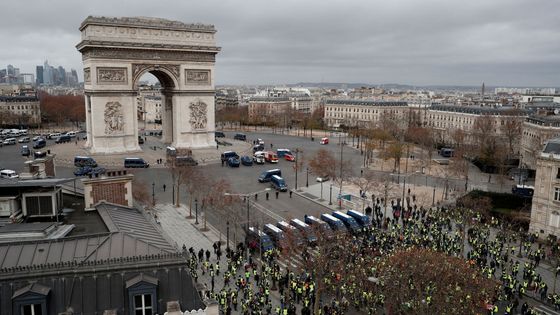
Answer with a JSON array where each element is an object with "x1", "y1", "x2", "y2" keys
[
  {"x1": 151, "y1": 203, "x2": 223, "y2": 250},
  {"x1": 294, "y1": 179, "x2": 452, "y2": 216}
]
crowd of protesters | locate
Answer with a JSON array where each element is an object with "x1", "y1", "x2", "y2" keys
[{"x1": 181, "y1": 200, "x2": 560, "y2": 314}]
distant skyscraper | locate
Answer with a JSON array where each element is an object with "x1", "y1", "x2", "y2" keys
[
  {"x1": 36, "y1": 66, "x2": 43, "y2": 85},
  {"x1": 43, "y1": 60, "x2": 52, "y2": 85}
]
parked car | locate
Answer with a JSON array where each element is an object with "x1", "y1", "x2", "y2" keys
[
  {"x1": 215, "y1": 131, "x2": 225, "y2": 138},
  {"x1": 3, "y1": 138, "x2": 16, "y2": 145},
  {"x1": 284, "y1": 153, "x2": 296, "y2": 162},
  {"x1": 91, "y1": 167, "x2": 106, "y2": 176},
  {"x1": 55, "y1": 134, "x2": 72, "y2": 143},
  {"x1": 320, "y1": 137, "x2": 329, "y2": 145},
  {"x1": 175, "y1": 156, "x2": 198, "y2": 166},
  {"x1": 221, "y1": 151, "x2": 239, "y2": 162},
  {"x1": 21, "y1": 145, "x2": 30, "y2": 157},
  {"x1": 234, "y1": 133, "x2": 247, "y2": 141},
  {"x1": 0, "y1": 169, "x2": 18, "y2": 179},
  {"x1": 33, "y1": 151, "x2": 47, "y2": 159},
  {"x1": 33, "y1": 138, "x2": 46, "y2": 149},
  {"x1": 138, "y1": 136, "x2": 144, "y2": 144},
  {"x1": 74, "y1": 156, "x2": 98, "y2": 168},
  {"x1": 253, "y1": 151, "x2": 266, "y2": 164},
  {"x1": 47, "y1": 132, "x2": 61, "y2": 139},
  {"x1": 18, "y1": 137, "x2": 30, "y2": 143},
  {"x1": 228, "y1": 157, "x2": 240, "y2": 167},
  {"x1": 241, "y1": 156, "x2": 253, "y2": 166},
  {"x1": 316, "y1": 174, "x2": 330, "y2": 182},
  {"x1": 257, "y1": 138, "x2": 265, "y2": 145},
  {"x1": 74, "y1": 166, "x2": 93, "y2": 176},
  {"x1": 66, "y1": 131, "x2": 77, "y2": 138},
  {"x1": 32, "y1": 136, "x2": 41, "y2": 141}
]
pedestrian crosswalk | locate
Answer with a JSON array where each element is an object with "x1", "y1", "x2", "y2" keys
[
  {"x1": 273, "y1": 248, "x2": 319, "y2": 271},
  {"x1": 534, "y1": 304, "x2": 560, "y2": 315}
]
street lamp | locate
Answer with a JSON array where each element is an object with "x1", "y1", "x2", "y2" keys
[
  {"x1": 195, "y1": 198, "x2": 199, "y2": 224},
  {"x1": 226, "y1": 220, "x2": 230, "y2": 250},
  {"x1": 329, "y1": 184, "x2": 333, "y2": 205},
  {"x1": 152, "y1": 182, "x2": 155, "y2": 206},
  {"x1": 224, "y1": 188, "x2": 271, "y2": 231},
  {"x1": 294, "y1": 148, "x2": 299, "y2": 190},
  {"x1": 306, "y1": 167, "x2": 309, "y2": 187}
]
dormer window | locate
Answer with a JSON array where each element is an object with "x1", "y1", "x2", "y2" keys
[{"x1": 126, "y1": 274, "x2": 158, "y2": 315}]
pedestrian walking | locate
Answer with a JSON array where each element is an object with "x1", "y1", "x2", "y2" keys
[{"x1": 163, "y1": 184, "x2": 166, "y2": 192}]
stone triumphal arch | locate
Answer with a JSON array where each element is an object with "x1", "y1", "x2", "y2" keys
[{"x1": 76, "y1": 16, "x2": 220, "y2": 154}]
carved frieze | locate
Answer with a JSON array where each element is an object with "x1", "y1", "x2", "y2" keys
[
  {"x1": 186, "y1": 70, "x2": 210, "y2": 85},
  {"x1": 189, "y1": 100, "x2": 208, "y2": 130},
  {"x1": 82, "y1": 48, "x2": 216, "y2": 62},
  {"x1": 104, "y1": 102, "x2": 125, "y2": 134},
  {"x1": 84, "y1": 68, "x2": 91, "y2": 83},
  {"x1": 97, "y1": 67, "x2": 127, "y2": 84}
]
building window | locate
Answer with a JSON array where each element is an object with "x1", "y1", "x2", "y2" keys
[
  {"x1": 550, "y1": 211, "x2": 560, "y2": 228},
  {"x1": 21, "y1": 304, "x2": 43, "y2": 315},
  {"x1": 555, "y1": 187, "x2": 560, "y2": 202},
  {"x1": 134, "y1": 294, "x2": 153, "y2": 315}
]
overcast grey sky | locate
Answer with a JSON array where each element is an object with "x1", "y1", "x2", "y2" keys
[{"x1": 1, "y1": 0, "x2": 559, "y2": 86}]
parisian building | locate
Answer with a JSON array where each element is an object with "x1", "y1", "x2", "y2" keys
[
  {"x1": 529, "y1": 138, "x2": 560, "y2": 237},
  {"x1": 0, "y1": 95, "x2": 41, "y2": 126}
]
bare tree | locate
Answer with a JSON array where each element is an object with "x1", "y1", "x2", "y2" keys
[
  {"x1": 308, "y1": 149, "x2": 337, "y2": 180},
  {"x1": 132, "y1": 178, "x2": 152, "y2": 209},
  {"x1": 350, "y1": 170, "x2": 378, "y2": 212},
  {"x1": 376, "y1": 247, "x2": 498, "y2": 315},
  {"x1": 500, "y1": 109, "x2": 524, "y2": 156}
]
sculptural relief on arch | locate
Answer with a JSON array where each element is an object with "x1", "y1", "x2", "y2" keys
[{"x1": 77, "y1": 16, "x2": 220, "y2": 154}]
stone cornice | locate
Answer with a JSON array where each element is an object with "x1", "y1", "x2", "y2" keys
[
  {"x1": 77, "y1": 40, "x2": 220, "y2": 53},
  {"x1": 0, "y1": 253, "x2": 188, "y2": 281},
  {"x1": 80, "y1": 16, "x2": 216, "y2": 33}
]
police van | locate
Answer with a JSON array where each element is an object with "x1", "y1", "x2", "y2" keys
[
  {"x1": 258, "y1": 169, "x2": 281, "y2": 183},
  {"x1": 332, "y1": 211, "x2": 361, "y2": 234},
  {"x1": 270, "y1": 175, "x2": 288, "y2": 192},
  {"x1": 246, "y1": 227, "x2": 274, "y2": 252},
  {"x1": 74, "y1": 156, "x2": 98, "y2": 168},
  {"x1": 290, "y1": 218, "x2": 318, "y2": 245},
  {"x1": 347, "y1": 210, "x2": 372, "y2": 229},
  {"x1": 276, "y1": 221, "x2": 305, "y2": 246},
  {"x1": 124, "y1": 157, "x2": 150, "y2": 168},
  {"x1": 304, "y1": 215, "x2": 334, "y2": 239},
  {"x1": 263, "y1": 224, "x2": 286, "y2": 250},
  {"x1": 320, "y1": 213, "x2": 347, "y2": 234}
]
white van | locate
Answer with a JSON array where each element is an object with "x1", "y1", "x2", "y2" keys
[
  {"x1": 66, "y1": 131, "x2": 77, "y2": 138},
  {"x1": 0, "y1": 170, "x2": 19, "y2": 179}
]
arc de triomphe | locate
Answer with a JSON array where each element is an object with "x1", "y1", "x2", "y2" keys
[{"x1": 76, "y1": 16, "x2": 220, "y2": 154}]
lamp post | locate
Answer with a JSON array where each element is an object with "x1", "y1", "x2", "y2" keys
[
  {"x1": 306, "y1": 167, "x2": 309, "y2": 188},
  {"x1": 195, "y1": 198, "x2": 199, "y2": 224},
  {"x1": 152, "y1": 182, "x2": 155, "y2": 206},
  {"x1": 226, "y1": 221, "x2": 230, "y2": 250},
  {"x1": 329, "y1": 184, "x2": 333, "y2": 205},
  {"x1": 294, "y1": 149, "x2": 299, "y2": 190}
]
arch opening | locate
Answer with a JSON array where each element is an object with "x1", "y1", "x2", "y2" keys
[{"x1": 136, "y1": 72, "x2": 174, "y2": 145}]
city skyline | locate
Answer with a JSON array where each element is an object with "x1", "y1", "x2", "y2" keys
[{"x1": 1, "y1": 0, "x2": 559, "y2": 87}]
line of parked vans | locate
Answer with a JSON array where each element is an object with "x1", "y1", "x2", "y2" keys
[{"x1": 245, "y1": 209, "x2": 372, "y2": 253}]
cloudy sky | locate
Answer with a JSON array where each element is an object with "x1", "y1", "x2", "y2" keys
[{"x1": 2, "y1": 0, "x2": 559, "y2": 86}]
